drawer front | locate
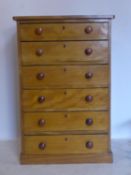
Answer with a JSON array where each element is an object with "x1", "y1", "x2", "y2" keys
[
  {"x1": 23, "y1": 135, "x2": 109, "y2": 154},
  {"x1": 22, "y1": 88, "x2": 109, "y2": 111},
  {"x1": 23, "y1": 111, "x2": 109, "y2": 134},
  {"x1": 21, "y1": 65, "x2": 109, "y2": 88},
  {"x1": 19, "y1": 23, "x2": 108, "y2": 41},
  {"x1": 21, "y1": 41, "x2": 108, "y2": 65}
]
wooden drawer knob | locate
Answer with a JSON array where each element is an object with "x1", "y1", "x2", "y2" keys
[
  {"x1": 39, "y1": 142, "x2": 46, "y2": 150},
  {"x1": 86, "y1": 141, "x2": 93, "y2": 149},
  {"x1": 38, "y1": 96, "x2": 45, "y2": 103},
  {"x1": 37, "y1": 72, "x2": 45, "y2": 80},
  {"x1": 85, "y1": 26, "x2": 93, "y2": 34},
  {"x1": 38, "y1": 119, "x2": 45, "y2": 127},
  {"x1": 85, "y1": 118, "x2": 93, "y2": 126},
  {"x1": 85, "y1": 95, "x2": 93, "y2": 102},
  {"x1": 85, "y1": 72, "x2": 93, "y2": 79},
  {"x1": 36, "y1": 48, "x2": 44, "y2": 56},
  {"x1": 85, "y1": 48, "x2": 93, "y2": 55},
  {"x1": 35, "y1": 27, "x2": 43, "y2": 35}
]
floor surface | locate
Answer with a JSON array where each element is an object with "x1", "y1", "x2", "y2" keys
[{"x1": 0, "y1": 140, "x2": 131, "y2": 175}]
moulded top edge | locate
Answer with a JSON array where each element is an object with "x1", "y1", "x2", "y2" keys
[{"x1": 13, "y1": 15, "x2": 115, "y2": 21}]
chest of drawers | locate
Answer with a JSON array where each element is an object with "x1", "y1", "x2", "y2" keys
[{"x1": 13, "y1": 15, "x2": 114, "y2": 164}]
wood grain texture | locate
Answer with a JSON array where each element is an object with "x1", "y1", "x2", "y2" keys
[
  {"x1": 22, "y1": 88, "x2": 109, "y2": 111},
  {"x1": 21, "y1": 41, "x2": 108, "y2": 65},
  {"x1": 16, "y1": 22, "x2": 25, "y2": 158},
  {"x1": 23, "y1": 111, "x2": 109, "y2": 134},
  {"x1": 21, "y1": 152, "x2": 113, "y2": 164},
  {"x1": 19, "y1": 23, "x2": 108, "y2": 41},
  {"x1": 107, "y1": 20, "x2": 112, "y2": 153},
  {"x1": 21, "y1": 65, "x2": 109, "y2": 88},
  {"x1": 23, "y1": 134, "x2": 109, "y2": 154},
  {"x1": 13, "y1": 15, "x2": 114, "y2": 164}
]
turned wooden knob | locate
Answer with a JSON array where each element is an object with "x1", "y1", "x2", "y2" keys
[
  {"x1": 38, "y1": 96, "x2": 45, "y2": 103},
  {"x1": 86, "y1": 141, "x2": 93, "y2": 149},
  {"x1": 36, "y1": 48, "x2": 44, "y2": 56},
  {"x1": 85, "y1": 26, "x2": 93, "y2": 34},
  {"x1": 85, "y1": 72, "x2": 93, "y2": 79},
  {"x1": 85, "y1": 95, "x2": 93, "y2": 102},
  {"x1": 38, "y1": 119, "x2": 45, "y2": 127},
  {"x1": 37, "y1": 72, "x2": 45, "y2": 80},
  {"x1": 85, "y1": 48, "x2": 93, "y2": 55},
  {"x1": 35, "y1": 27, "x2": 44, "y2": 35},
  {"x1": 39, "y1": 142, "x2": 46, "y2": 150},
  {"x1": 85, "y1": 118, "x2": 93, "y2": 126}
]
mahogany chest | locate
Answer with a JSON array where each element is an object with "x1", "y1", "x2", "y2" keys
[{"x1": 13, "y1": 15, "x2": 114, "y2": 164}]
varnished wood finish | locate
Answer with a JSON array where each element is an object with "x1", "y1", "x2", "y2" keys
[
  {"x1": 19, "y1": 23, "x2": 108, "y2": 41},
  {"x1": 21, "y1": 65, "x2": 109, "y2": 88},
  {"x1": 22, "y1": 88, "x2": 109, "y2": 111},
  {"x1": 13, "y1": 15, "x2": 114, "y2": 164},
  {"x1": 23, "y1": 135, "x2": 109, "y2": 154},
  {"x1": 21, "y1": 41, "x2": 108, "y2": 65},
  {"x1": 23, "y1": 111, "x2": 109, "y2": 134},
  {"x1": 21, "y1": 152, "x2": 113, "y2": 164}
]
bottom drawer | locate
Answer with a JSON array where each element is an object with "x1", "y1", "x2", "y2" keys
[{"x1": 23, "y1": 135, "x2": 109, "y2": 155}]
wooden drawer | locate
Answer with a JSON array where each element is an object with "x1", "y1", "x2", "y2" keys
[
  {"x1": 22, "y1": 88, "x2": 109, "y2": 111},
  {"x1": 23, "y1": 111, "x2": 109, "y2": 134},
  {"x1": 23, "y1": 135, "x2": 109, "y2": 154},
  {"x1": 19, "y1": 23, "x2": 108, "y2": 41},
  {"x1": 21, "y1": 41, "x2": 108, "y2": 65},
  {"x1": 21, "y1": 65, "x2": 109, "y2": 88}
]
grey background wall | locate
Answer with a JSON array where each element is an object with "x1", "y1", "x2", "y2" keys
[{"x1": 0, "y1": 0, "x2": 131, "y2": 140}]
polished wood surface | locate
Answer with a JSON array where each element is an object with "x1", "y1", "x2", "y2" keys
[
  {"x1": 13, "y1": 15, "x2": 114, "y2": 164},
  {"x1": 19, "y1": 23, "x2": 108, "y2": 41},
  {"x1": 23, "y1": 111, "x2": 109, "y2": 134},
  {"x1": 23, "y1": 135, "x2": 109, "y2": 154},
  {"x1": 21, "y1": 41, "x2": 108, "y2": 65},
  {"x1": 21, "y1": 152, "x2": 113, "y2": 164},
  {"x1": 22, "y1": 88, "x2": 109, "y2": 111},
  {"x1": 21, "y1": 65, "x2": 109, "y2": 88}
]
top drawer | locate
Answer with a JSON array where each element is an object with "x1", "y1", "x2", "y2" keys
[{"x1": 19, "y1": 23, "x2": 109, "y2": 41}]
